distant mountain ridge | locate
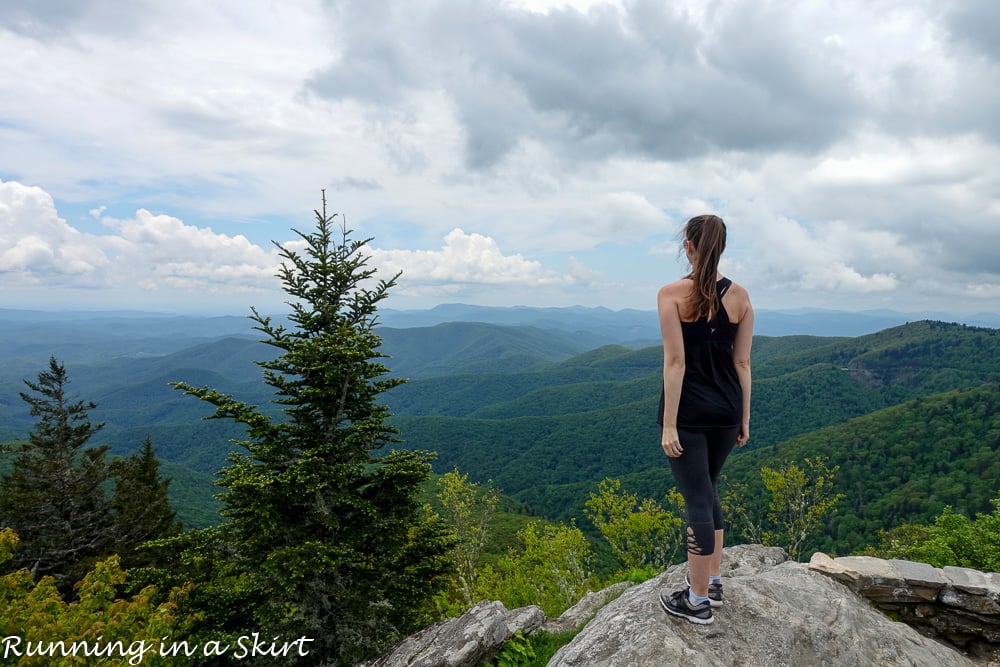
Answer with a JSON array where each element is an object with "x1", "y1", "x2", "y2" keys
[
  {"x1": 380, "y1": 303, "x2": 1000, "y2": 337},
  {"x1": 2, "y1": 305, "x2": 998, "y2": 552}
]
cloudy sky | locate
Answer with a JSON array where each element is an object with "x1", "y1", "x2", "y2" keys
[{"x1": 1, "y1": 0, "x2": 999, "y2": 316}]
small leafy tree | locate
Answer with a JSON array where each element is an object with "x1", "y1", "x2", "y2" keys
[
  {"x1": 722, "y1": 476, "x2": 767, "y2": 546},
  {"x1": 0, "y1": 358, "x2": 114, "y2": 590},
  {"x1": 170, "y1": 194, "x2": 454, "y2": 664},
  {"x1": 862, "y1": 497, "x2": 1000, "y2": 571},
  {"x1": 760, "y1": 457, "x2": 844, "y2": 561},
  {"x1": 436, "y1": 468, "x2": 499, "y2": 609},
  {"x1": 477, "y1": 521, "x2": 593, "y2": 617},
  {"x1": 0, "y1": 528, "x2": 197, "y2": 667},
  {"x1": 584, "y1": 478, "x2": 684, "y2": 573},
  {"x1": 723, "y1": 457, "x2": 844, "y2": 560}
]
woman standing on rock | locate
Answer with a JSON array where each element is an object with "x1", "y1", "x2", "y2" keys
[{"x1": 656, "y1": 214, "x2": 753, "y2": 625}]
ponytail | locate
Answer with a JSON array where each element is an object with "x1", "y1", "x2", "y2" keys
[{"x1": 683, "y1": 214, "x2": 727, "y2": 321}]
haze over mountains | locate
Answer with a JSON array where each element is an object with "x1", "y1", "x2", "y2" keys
[{"x1": 1, "y1": 304, "x2": 998, "y2": 556}]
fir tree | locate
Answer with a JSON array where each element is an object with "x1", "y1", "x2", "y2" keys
[
  {"x1": 172, "y1": 194, "x2": 454, "y2": 665},
  {"x1": 0, "y1": 357, "x2": 114, "y2": 590},
  {"x1": 110, "y1": 435, "x2": 182, "y2": 568}
]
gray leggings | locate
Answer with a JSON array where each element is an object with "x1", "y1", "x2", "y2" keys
[{"x1": 667, "y1": 426, "x2": 739, "y2": 556}]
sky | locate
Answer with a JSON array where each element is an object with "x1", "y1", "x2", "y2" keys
[{"x1": 1, "y1": 0, "x2": 999, "y2": 317}]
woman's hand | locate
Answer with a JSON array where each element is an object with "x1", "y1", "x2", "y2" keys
[
  {"x1": 662, "y1": 425, "x2": 683, "y2": 458},
  {"x1": 737, "y1": 420, "x2": 750, "y2": 447}
]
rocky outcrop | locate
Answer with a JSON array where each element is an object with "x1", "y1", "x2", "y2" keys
[
  {"x1": 809, "y1": 552, "x2": 1000, "y2": 660},
  {"x1": 360, "y1": 545, "x2": 999, "y2": 667},
  {"x1": 541, "y1": 581, "x2": 632, "y2": 634},
  {"x1": 549, "y1": 544, "x2": 975, "y2": 666},
  {"x1": 357, "y1": 600, "x2": 545, "y2": 667}
]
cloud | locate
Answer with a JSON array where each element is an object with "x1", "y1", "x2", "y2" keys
[
  {"x1": 0, "y1": 179, "x2": 279, "y2": 295},
  {"x1": 369, "y1": 228, "x2": 578, "y2": 286},
  {"x1": 2, "y1": 1, "x2": 1000, "y2": 315},
  {"x1": 102, "y1": 210, "x2": 280, "y2": 291},
  {"x1": 1, "y1": 179, "x2": 588, "y2": 307},
  {"x1": 947, "y1": 0, "x2": 1000, "y2": 63},
  {"x1": 308, "y1": 0, "x2": 867, "y2": 169},
  {"x1": 0, "y1": 180, "x2": 109, "y2": 283}
]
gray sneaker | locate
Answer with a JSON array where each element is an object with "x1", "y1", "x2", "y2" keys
[
  {"x1": 659, "y1": 588, "x2": 714, "y2": 625},
  {"x1": 686, "y1": 573, "x2": 723, "y2": 607}
]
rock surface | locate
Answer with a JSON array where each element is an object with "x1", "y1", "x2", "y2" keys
[
  {"x1": 542, "y1": 581, "x2": 632, "y2": 634},
  {"x1": 549, "y1": 545, "x2": 974, "y2": 667},
  {"x1": 809, "y1": 552, "x2": 1000, "y2": 661},
  {"x1": 357, "y1": 600, "x2": 544, "y2": 667}
]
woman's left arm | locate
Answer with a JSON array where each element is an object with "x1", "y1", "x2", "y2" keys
[{"x1": 732, "y1": 292, "x2": 754, "y2": 446}]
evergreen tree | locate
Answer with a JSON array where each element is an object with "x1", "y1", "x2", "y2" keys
[
  {"x1": 111, "y1": 435, "x2": 182, "y2": 568},
  {"x1": 0, "y1": 357, "x2": 114, "y2": 590},
  {"x1": 172, "y1": 194, "x2": 454, "y2": 665}
]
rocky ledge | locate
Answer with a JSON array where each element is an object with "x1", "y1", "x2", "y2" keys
[
  {"x1": 808, "y1": 552, "x2": 1000, "y2": 654},
  {"x1": 362, "y1": 545, "x2": 1000, "y2": 667}
]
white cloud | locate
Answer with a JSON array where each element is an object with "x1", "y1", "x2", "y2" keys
[
  {"x1": 369, "y1": 228, "x2": 577, "y2": 286},
  {"x1": 567, "y1": 192, "x2": 670, "y2": 241},
  {"x1": 0, "y1": 180, "x2": 108, "y2": 281},
  {"x1": 2, "y1": 179, "x2": 589, "y2": 308},
  {"x1": 1, "y1": 179, "x2": 280, "y2": 297}
]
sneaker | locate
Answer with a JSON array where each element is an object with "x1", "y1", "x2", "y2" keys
[
  {"x1": 659, "y1": 588, "x2": 714, "y2": 625},
  {"x1": 686, "y1": 573, "x2": 724, "y2": 607}
]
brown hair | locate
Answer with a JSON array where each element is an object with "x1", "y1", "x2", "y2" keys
[{"x1": 683, "y1": 214, "x2": 727, "y2": 321}]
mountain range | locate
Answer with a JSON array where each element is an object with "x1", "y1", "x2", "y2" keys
[{"x1": 0, "y1": 305, "x2": 997, "y2": 555}]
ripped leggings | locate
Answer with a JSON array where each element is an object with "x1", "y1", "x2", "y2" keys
[{"x1": 667, "y1": 426, "x2": 739, "y2": 556}]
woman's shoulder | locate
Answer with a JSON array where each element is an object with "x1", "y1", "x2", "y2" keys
[
  {"x1": 722, "y1": 279, "x2": 753, "y2": 322},
  {"x1": 724, "y1": 279, "x2": 750, "y2": 298},
  {"x1": 658, "y1": 277, "x2": 694, "y2": 295}
]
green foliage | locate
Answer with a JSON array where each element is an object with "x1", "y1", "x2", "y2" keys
[
  {"x1": 485, "y1": 631, "x2": 535, "y2": 667},
  {"x1": 725, "y1": 384, "x2": 1000, "y2": 555},
  {"x1": 862, "y1": 497, "x2": 1000, "y2": 571},
  {"x1": 110, "y1": 436, "x2": 182, "y2": 568},
  {"x1": 759, "y1": 457, "x2": 844, "y2": 561},
  {"x1": 165, "y1": 196, "x2": 455, "y2": 665},
  {"x1": 725, "y1": 457, "x2": 845, "y2": 561},
  {"x1": 0, "y1": 528, "x2": 197, "y2": 667},
  {"x1": 0, "y1": 357, "x2": 115, "y2": 591},
  {"x1": 391, "y1": 322, "x2": 1000, "y2": 539},
  {"x1": 513, "y1": 629, "x2": 582, "y2": 667},
  {"x1": 477, "y1": 522, "x2": 594, "y2": 617},
  {"x1": 125, "y1": 525, "x2": 261, "y2": 658},
  {"x1": 584, "y1": 478, "x2": 684, "y2": 572},
  {"x1": 436, "y1": 468, "x2": 499, "y2": 609}
]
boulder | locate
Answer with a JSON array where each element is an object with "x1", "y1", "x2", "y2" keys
[
  {"x1": 542, "y1": 581, "x2": 632, "y2": 634},
  {"x1": 548, "y1": 544, "x2": 972, "y2": 666},
  {"x1": 357, "y1": 600, "x2": 544, "y2": 667}
]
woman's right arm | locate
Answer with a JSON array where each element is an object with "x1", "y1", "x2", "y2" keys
[{"x1": 658, "y1": 283, "x2": 686, "y2": 458}]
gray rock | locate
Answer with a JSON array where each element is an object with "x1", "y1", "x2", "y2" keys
[
  {"x1": 542, "y1": 581, "x2": 632, "y2": 634},
  {"x1": 358, "y1": 600, "x2": 544, "y2": 667},
  {"x1": 808, "y1": 550, "x2": 1000, "y2": 657},
  {"x1": 548, "y1": 545, "x2": 971, "y2": 667}
]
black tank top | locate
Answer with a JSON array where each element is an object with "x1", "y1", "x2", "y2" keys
[{"x1": 657, "y1": 278, "x2": 742, "y2": 430}]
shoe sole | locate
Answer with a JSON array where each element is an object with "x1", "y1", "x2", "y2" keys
[{"x1": 659, "y1": 592, "x2": 714, "y2": 625}]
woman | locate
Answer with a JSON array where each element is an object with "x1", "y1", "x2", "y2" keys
[{"x1": 656, "y1": 214, "x2": 753, "y2": 625}]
